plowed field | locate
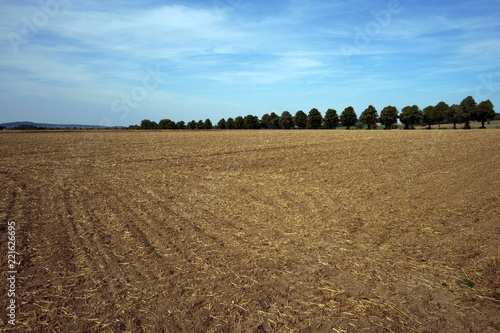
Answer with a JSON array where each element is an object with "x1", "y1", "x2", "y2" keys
[{"x1": 1, "y1": 130, "x2": 499, "y2": 332}]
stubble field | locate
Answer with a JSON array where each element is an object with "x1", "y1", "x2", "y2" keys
[{"x1": 1, "y1": 129, "x2": 499, "y2": 332}]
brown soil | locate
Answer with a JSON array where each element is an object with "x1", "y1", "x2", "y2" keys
[{"x1": 1, "y1": 130, "x2": 499, "y2": 332}]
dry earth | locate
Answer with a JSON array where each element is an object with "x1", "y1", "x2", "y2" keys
[{"x1": 0, "y1": 130, "x2": 499, "y2": 332}]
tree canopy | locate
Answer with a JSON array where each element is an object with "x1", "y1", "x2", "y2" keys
[
  {"x1": 132, "y1": 96, "x2": 495, "y2": 130},
  {"x1": 476, "y1": 100, "x2": 495, "y2": 128},
  {"x1": 234, "y1": 116, "x2": 245, "y2": 129},
  {"x1": 281, "y1": 111, "x2": 294, "y2": 129},
  {"x1": 294, "y1": 110, "x2": 307, "y2": 129},
  {"x1": 340, "y1": 106, "x2": 357, "y2": 129},
  {"x1": 399, "y1": 105, "x2": 422, "y2": 129},
  {"x1": 460, "y1": 96, "x2": 477, "y2": 129},
  {"x1": 324, "y1": 109, "x2": 339, "y2": 129},
  {"x1": 158, "y1": 118, "x2": 176, "y2": 129},
  {"x1": 359, "y1": 105, "x2": 378, "y2": 130},
  {"x1": 422, "y1": 106, "x2": 435, "y2": 129},
  {"x1": 217, "y1": 118, "x2": 227, "y2": 129},
  {"x1": 140, "y1": 119, "x2": 158, "y2": 129},
  {"x1": 446, "y1": 104, "x2": 462, "y2": 129},
  {"x1": 244, "y1": 114, "x2": 259, "y2": 129},
  {"x1": 432, "y1": 101, "x2": 449, "y2": 128},
  {"x1": 307, "y1": 108, "x2": 323, "y2": 129},
  {"x1": 379, "y1": 106, "x2": 398, "y2": 129}
]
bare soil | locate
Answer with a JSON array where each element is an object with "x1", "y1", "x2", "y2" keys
[{"x1": 1, "y1": 130, "x2": 499, "y2": 332}]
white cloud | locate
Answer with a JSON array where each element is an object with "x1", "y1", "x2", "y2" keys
[{"x1": 0, "y1": 1, "x2": 499, "y2": 125}]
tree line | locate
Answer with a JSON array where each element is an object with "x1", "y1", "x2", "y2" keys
[{"x1": 131, "y1": 96, "x2": 497, "y2": 130}]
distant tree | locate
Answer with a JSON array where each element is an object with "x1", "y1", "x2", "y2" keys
[
  {"x1": 140, "y1": 119, "x2": 150, "y2": 129},
  {"x1": 422, "y1": 106, "x2": 435, "y2": 129},
  {"x1": 244, "y1": 114, "x2": 259, "y2": 129},
  {"x1": 323, "y1": 109, "x2": 339, "y2": 129},
  {"x1": 268, "y1": 112, "x2": 281, "y2": 129},
  {"x1": 460, "y1": 96, "x2": 477, "y2": 129},
  {"x1": 307, "y1": 108, "x2": 323, "y2": 129},
  {"x1": 281, "y1": 111, "x2": 294, "y2": 129},
  {"x1": 379, "y1": 106, "x2": 398, "y2": 129},
  {"x1": 203, "y1": 119, "x2": 212, "y2": 129},
  {"x1": 217, "y1": 118, "x2": 227, "y2": 129},
  {"x1": 176, "y1": 120, "x2": 186, "y2": 129},
  {"x1": 445, "y1": 104, "x2": 462, "y2": 129},
  {"x1": 476, "y1": 100, "x2": 495, "y2": 128},
  {"x1": 234, "y1": 116, "x2": 245, "y2": 129},
  {"x1": 359, "y1": 105, "x2": 378, "y2": 129},
  {"x1": 15, "y1": 125, "x2": 40, "y2": 130},
  {"x1": 294, "y1": 110, "x2": 307, "y2": 129},
  {"x1": 226, "y1": 117, "x2": 235, "y2": 129},
  {"x1": 399, "y1": 105, "x2": 422, "y2": 129},
  {"x1": 158, "y1": 118, "x2": 176, "y2": 129},
  {"x1": 140, "y1": 119, "x2": 158, "y2": 129},
  {"x1": 340, "y1": 106, "x2": 357, "y2": 129},
  {"x1": 158, "y1": 119, "x2": 168, "y2": 129},
  {"x1": 432, "y1": 101, "x2": 449, "y2": 129},
  {"x1": 260, "y1": 114, "x2": 271, "y2": 129},
  {"x1": 196, "y1": 120, "x2": 205, "y2": 129},
  {"x1": 187, "y1": 120, "x2": 197, "y2": 129}
]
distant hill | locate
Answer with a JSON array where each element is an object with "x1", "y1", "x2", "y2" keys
[{"x1": 0, "y1": 121, "x2": 123, "y2": 130}]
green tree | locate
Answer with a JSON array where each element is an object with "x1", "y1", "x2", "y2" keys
[
  {"x1": 204, "y1": 119, "x2": 213, "y2": 129},
  {"x1": 140, "y1": 119, "x2": 149, "y2": 129},
  {"x1": 176, "y1": 120, "x2": 186, "y2": 129},
  {"x1": 187, "y1": 120, "x2": 197, "y2": 129},
  {"x1": 158, "y1": 119, "x2": 169, "y2": 129},
  {"x1": 260, "y1": 113, "x2": 271, "y2": 129},
  {"x1": 340, "y1": 106, "x2": 357, "y2": 129},
  {"x1": 476, "y1": 100, "x2": 495, "y2": 128},
  {"x1": 399, "y1": 105, "x2": 422, "y2": 129},
  {"x1": 159, "y1": 118, "x2": 176, "y2": 129},
  {"x1": 196, "y1": 120, "x2": 205, "y2": 129},
  {"x1": 359, "y1": 105, "x2": 378, "y2": 130},
  {"x1": 234, "y1": 116, "x2": 245, "y2": 129},
  {"x1": 268, "y1": 112, "x2": 281, "y2": 129},
  {"x1": 217, "y1": 118, "x2": 227, "y2": 129},
  {"x1": 307, "y1": 108, "x2": 323, "y2": 129},
  {"x1": 281, "y1": 111, "x2": 294, "y2": 129},
  {"x1": 140, "y1": 119, "x2": 158, "y2": 129},
  {"x1": 226, "y1": 117, "x2": 235, "y2": 129},
  {"x1": 324, "y1": 109, "x2": 339, "y2": 129},
  {"x1": 244, "y1": 114, "x2": 259, "y2": 129},
  {"x1": 294, "y1": 110, "x2": 307, "y2": 129},
  {"x1": 446, "y1": 104, "x2": 462, "y2": 129},
  {"x1": 422, "y1": 106, "x2": 435, "y2": 129},
  {"x1": 432, "y1": 101, "x2": 449, "y2": 129},
  {"x1": 379, "y1": 106, "x2": 398, "y2": 129},
  {"x1": 460, "y1": 96, "x2": 477, "y2": 129}
]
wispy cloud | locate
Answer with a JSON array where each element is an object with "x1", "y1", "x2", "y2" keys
[{"x1": 0, "y1": 0, "x2": 499, "y2": 125}]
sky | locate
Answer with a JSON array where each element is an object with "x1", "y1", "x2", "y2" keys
[{"x1": 1, "y1": 0, "x2": 499, "y2": 126}]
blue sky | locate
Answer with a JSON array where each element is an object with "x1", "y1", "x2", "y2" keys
[{"x1": 1, "y1": 0, "x2": 499, "y2": 126}]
